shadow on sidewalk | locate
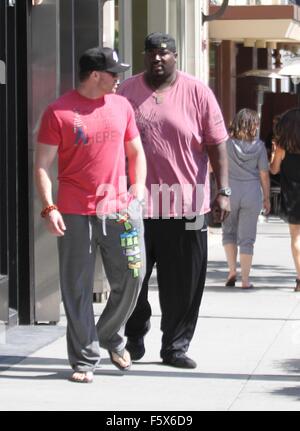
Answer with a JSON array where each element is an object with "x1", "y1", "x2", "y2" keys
[
  {"x1": 271, "y1": 386, "x2": 300, "y2": 401},
  {"x1": 206, "y1": 260, "x2": 295, "y2": 291},
  {"x1": 1, "y1": 356, "x2": 300, "y2": 384},
  {"x1": 148, "y1": 261, "x2": 295, "y2": 292},
  {"x1": 270, "y1": 359, "x2": 300, "y2": 401}
]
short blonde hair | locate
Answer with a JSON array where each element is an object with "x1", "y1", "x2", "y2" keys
[{"x1": 229, "y1": 108, "x2": 259, "y2": 140}]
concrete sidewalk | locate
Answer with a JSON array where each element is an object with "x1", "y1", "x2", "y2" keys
[{"x1": 1, "y1": 217, "x2": 300, "y2": 411}]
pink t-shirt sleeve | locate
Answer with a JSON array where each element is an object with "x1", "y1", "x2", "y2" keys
[
  {"x1": 37, "y1": 106, "x2": 62, "y2": 146},
  {"x1": 202, "y1": 88, "x2": 228, "y2": 145},
  {"x1": 124, "y1": 99, "x2": 140, "y2": 142}
]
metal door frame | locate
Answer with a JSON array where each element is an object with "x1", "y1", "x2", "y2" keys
[
  {"x1": 0, "y1": 0, "x2": 9, "y2": 323},
  {"x1": 0, "y1": 0, "x2": 34, "y2": 325}
]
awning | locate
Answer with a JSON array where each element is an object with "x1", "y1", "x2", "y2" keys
[
  {"x1": 237, "y1": 61, "x2": 300, "y2": 80},
  {"x1": 278, "y1": 60, "x2": 300, "y2": 76},
  {"x1": 238, "y1": 68, "x2": 286, "y2": 79},
  {"x1": 209, "y1": 5, "x2": 300, "y2": 45}
]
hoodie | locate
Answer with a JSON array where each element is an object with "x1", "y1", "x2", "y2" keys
[{"x1": 226, "y1": 137, "x2": 269, "y2": 182}]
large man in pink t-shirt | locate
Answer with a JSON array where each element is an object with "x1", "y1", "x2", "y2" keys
[
  {"x1": 35, "y1": 47, "x2": 147, "y2": 383},
  {"x1": 118, "y1": 33, "x2": 230, "y2": 369}
]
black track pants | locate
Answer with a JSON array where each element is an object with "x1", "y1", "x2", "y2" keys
[{"x1": 125, "y1": 217, "x2": 207, "y2": 360}]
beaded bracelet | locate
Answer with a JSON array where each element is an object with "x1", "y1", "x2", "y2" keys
[{"x1": 40, "y1": 204, "x2": 58, "y2": 218}]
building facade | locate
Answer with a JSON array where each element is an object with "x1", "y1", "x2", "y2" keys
[
  {"x1": 0, "y1": 0, "x2": 109, "y2": 325},
  {"x1": 209, "y1": 0, "x2": 300, "y2": 130},
  {"x1": 0, "y1": 0, "x2": 212, "y2": 325}
]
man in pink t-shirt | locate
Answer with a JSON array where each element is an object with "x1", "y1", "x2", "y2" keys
[
  {"x1": 35, "y1": 47, "x2": 147, "y2": 383},
  {"x1": 118, "y1": 33, "x2": 230, "y2": 369}
]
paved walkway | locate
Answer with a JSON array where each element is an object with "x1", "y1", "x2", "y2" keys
[{"x1": 1, "y1": 217, "x2": 300, "y2": 411}]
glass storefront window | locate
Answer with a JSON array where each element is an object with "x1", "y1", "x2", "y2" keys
[
  {"x1": 114, "y1": 0, "x2": 119, "y2": 52},
  {"x1": 103, "y1": 0, "x2": 115, "y2": 48},
  {"x1": 168, "y1": 0, "x2": 178, "y2": 41},
  {"x1": 167, "y1": 0, "x2": 183, "y2": 70},
  {"x1": 186, "y1": 0, "x2": 197, "y2": 75},
  {"x1": 166, "y1": 0, "x2": 203, "y2": 78}
]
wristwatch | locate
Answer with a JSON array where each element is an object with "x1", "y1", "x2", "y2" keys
[{"x1": 218, "y1": 187, "x2": 232, "y2": 197}]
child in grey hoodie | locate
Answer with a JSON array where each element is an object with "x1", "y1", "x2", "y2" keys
[{"x1": 222, "y1": 108, "x2": 270, "y2": 289}]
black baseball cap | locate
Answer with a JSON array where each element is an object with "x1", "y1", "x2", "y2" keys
[
  {"x1": 144, "y1": 32, "x2": 176, "y2": 53},
  {"x1": 79, "y1": 47, "x2": 130, "y2": 74}
]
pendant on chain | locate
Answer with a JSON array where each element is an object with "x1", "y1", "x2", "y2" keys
[{"x1": 154, "y1": 93, "x2": 163, "y2": 104}]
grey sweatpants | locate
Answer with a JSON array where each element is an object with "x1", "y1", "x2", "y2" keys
[
  {"x1": 222, "y1": 180, "x2": 262, "y2": 255},
  {"x1": 58, "y1": 211, "x2": 145, "y2": 372}
]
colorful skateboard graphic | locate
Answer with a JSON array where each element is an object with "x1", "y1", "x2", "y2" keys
[{"x1": 117, "y1": 213, "x2": 142, "y2": 278}]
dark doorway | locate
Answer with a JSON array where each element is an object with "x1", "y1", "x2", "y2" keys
[
  {"x1": 0, "y1": 0, "x2": 34, "y2": 324},
  {"x1": 0, "y1": 0, "x2": 9, "y2": 323}
]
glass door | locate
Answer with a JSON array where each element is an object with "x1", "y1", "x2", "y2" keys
[{"x1": 0, "y1": 0, "x2": 9, "y2": 323}]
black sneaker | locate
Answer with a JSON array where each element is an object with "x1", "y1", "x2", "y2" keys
[
  {"x1": 126, "y1": 337, "x2": 145, "y2": 361},
  {"x1": 162, "y1": 354, "x2": 197, "y2": 369}
]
